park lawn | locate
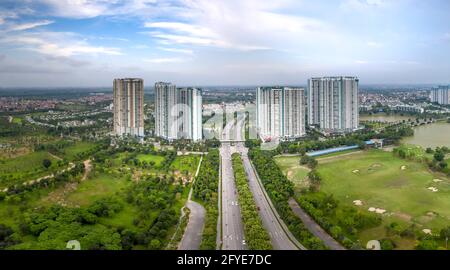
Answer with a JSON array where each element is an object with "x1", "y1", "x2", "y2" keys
[
  {"x1": 64, "y1": 173, "x2": 130, "y2": 206},
  {"x1": 12, "y1": 117, "x2": 22, "y2": 124},
  {"x1": 316, "y1": 150, "x2": 450, "y2": 243},
  {"x1": 62, "y1": 141, "x2": 97, "y2": 160},
  {"x1": 274, "y1": 155, "x2": 310, "y2": 190},
  {"x1": 0, "y1": 151, "x2": 60, "y2": 187},
  {"x1": 170, "y1": 155, "x2": 201, "y2": 175},
  {"x1": 99, "y1": 201, "x2": 143, "y2": 231},
  {"x1": 136, "y1": 154, "x2": 165, "y2": 167}
]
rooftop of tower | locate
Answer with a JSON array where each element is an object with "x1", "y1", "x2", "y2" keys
[
  {"x1": 309, "y1": 76, "x2": 359, "y2": 80},
  {"x1": 114, "y1": 78, "x2": 143, "y2": 81},
  {"x1": 257, "y1": 86, "x2": 304, "y2": 90}
]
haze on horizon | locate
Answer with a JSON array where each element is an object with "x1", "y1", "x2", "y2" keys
[{"x1": 0, "y1": 0, "x2": 449, "y2": 88}]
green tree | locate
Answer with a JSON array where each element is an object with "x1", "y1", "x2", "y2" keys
[
  {"x1": 42, "y1": 159, "x2": 52, "y2": 169},
  {"x1": 434, "y1": 151, "x2": 445, "y2": 162},
  {"x1": 149, "y1": 239, "x2": 161, "y2": 249}
]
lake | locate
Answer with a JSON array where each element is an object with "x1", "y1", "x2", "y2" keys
[
  {"x1": 360, "y1": 113, "x2": 411, "y2": 122},
  {"x1": 401, "y1": 122, "x2": 450, "y2": 148}
]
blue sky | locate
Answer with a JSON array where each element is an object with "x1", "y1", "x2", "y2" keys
[{"x1": 0, "y1": 0, "x2": 449, "y2": 87}]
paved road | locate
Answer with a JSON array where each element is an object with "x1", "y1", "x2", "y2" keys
[
  {"x1": 232, "y1": 118, "x2": 297, "y2": 250},
  {"x1": 238, "y1": 148, "x2": 298, "y2": 250},
  {"x1": 288, "y1": 198, "x2": 346, "y2": 250},
  {"x1": 178, "y1": 200, "x2": 206, "y2": 250},
  {"x1": 224, "y1": 117, "x2": 298, "y2": 250},
  {"x1": 220, "y1": 143, "x2": 246, "y2": 250},
  {"x1": 220, "y1": 116, "x2": 246, "y2": 250}
]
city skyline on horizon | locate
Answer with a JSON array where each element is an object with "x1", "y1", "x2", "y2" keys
[{"x1": 0, "y1": 0, "x2": 449, "y2": 87}]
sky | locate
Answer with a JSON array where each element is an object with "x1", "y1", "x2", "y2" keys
[{"x1": 0, "y1": 0, "x2": 449, "y2": 87}]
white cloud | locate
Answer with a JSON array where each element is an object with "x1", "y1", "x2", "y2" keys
[
  {"x1": 355, "y1": 60, "x2": 369, "y2": 64},
  {"x1": 0, "y1": 10, "x2": 19, "y2": 25},
  {"x1": 340, "y1": 0, "x2": 388, "y2": 10},
  {"x1": 145, "y1": 22, "x2": 216, "y2": 39},
  {"x1": 367, "y1": 41, "x2": 384, "y2": 48},
  {"x1": 38, "y1": 0, "x2": 160, "y2": 18},
  {"x1": 132, "y1": 44, "x2": 151, "y2": 49},
  {"x1": 1, "y1": 32, "x2": 122, "y2": 57},
  {"x1": 7, "y1": 20, "x2": 54, "y2": 32},
  {"x1": 143, "y1": 0, "x2": 339, "y2": 52},
  {"x1": 38, "y1": 0, "x2": 114, "y2": 18},
  {"x1": 157, "y1": 47, "x2": 193, "y2": 54},
  {"x1": 144, "y1": 57, "x2": 186, "y2": 63}
]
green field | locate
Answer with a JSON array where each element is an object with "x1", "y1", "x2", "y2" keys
[
  {"x1": 11, "y1": 117, "x2": 22, "y2": 124},
  {"x1": 64, "y1": 173, "x2": 130, "y2": 206},
  {"x1": 170, "y1": 155, "x2": 201, "y2": 175},
  {"x1": 274, "y1": 155, "x2": 310, "y2": 190},
  {"x1": 0, "y1": 151, "x2": 60, "y2": 187},
  {"x1": 316, "y1": 150, "x2": 450, "y2": 247},
  {"x1": 62, "y1": 141, "x2": 97, "y2": 160},
  {"x1": 136, "y1": 154, "x2": 165, "y2": 167}
]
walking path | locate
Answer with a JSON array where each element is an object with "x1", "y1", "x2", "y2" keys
[
  {"x1": 178, "y1": 156, "x2": 206, "y2": 250},
  {"x1": 288, "y1": 198, "x2": 346, "y2": 250}
]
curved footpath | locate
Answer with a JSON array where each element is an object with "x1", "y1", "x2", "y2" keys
[
  {"x1": 178, "y1": 156, "x2": 206, "y2": 250},
  {"x1": 178, "y1": 200, "x2": 206, "y2": 250},
  {"x1": 288, "y1": 198, "x2": 346, "y2": 250}
]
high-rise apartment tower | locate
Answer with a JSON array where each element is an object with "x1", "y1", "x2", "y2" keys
[
  {"x1": 113, "y1": 78, "x2": 144, "y2": 137},
  {"x1": 307, "y1": 76, "x2": 359, "y2": 132},
  {"x1": 430, "y1": 85, "x2": 449, "y2": 105},
  {"x1": 154, "y1": 82, "x2": 202, "y2": 141},
  {"x1": 256, "y1": 86, "x2": 306, "y2": 140}
]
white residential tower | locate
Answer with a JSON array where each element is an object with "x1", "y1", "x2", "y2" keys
[
  {"x1": 307, "y1": 76, "x2": 359, "y2": 132},
  {"x1": 155, "y1": 82, "x2": 202, "y2": 141},
  {"x1": 256, "y1": 86, "x2": 306, "y2": 140}
]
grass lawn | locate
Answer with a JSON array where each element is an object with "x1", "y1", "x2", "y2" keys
[
  {"x1": 12, "y1": 117, "x2": 22, "y2": 124},
  {"x1": 64, "y1": 173, "x2": 130, "y2": 206},
  {"x1": 274, "y1": 155, "x2": 310, "y2": 190},
  {"x1": 316, "y1": 150, "x2": 450, "y2": 247},
  {"x1": 99, "y1": 201, "x2": 142, "y2": 230},
  {"x1": 0, "y1": 151, "x2": 60, "y2": 187},
  {"x1": 170, "y1": 155, "x2": 200, "y2": 175},
  {"x1": 136, "y1": 154, "x2": 165, "y2": 167},
  {"x1": 63, "y1": 141, "x2": 96, "y2": 160}
]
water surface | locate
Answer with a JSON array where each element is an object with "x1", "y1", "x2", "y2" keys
[{"x1": 402, "y1": 122, "x2": 450, "y2": 148}]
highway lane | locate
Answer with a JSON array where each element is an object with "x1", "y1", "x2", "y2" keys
[
  {"x1": 220, "y1": 143, "x2": 246, "y2": 250},
  {"x1": 239, "y1": 147, "x2": 297, "y2": 250},
  {"x1": 220, "y1": 112, "x2": 298, "y2": 250},
  {"x1": 233, "y1": 118, "x2": 298, "y2": 250},
  {"x1": 220, "y1": 116, "x2": 246, "y2": 250}
]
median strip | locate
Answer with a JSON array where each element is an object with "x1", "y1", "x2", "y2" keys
[{"x1": 231, "y1": 153, "x2": 272, "y2": 250}]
